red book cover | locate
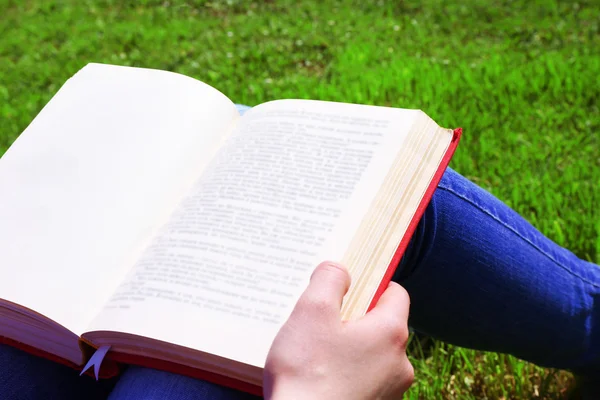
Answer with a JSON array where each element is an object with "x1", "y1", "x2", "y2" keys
[{"x1": 367, "y1": 127, "x2": 462, "y2": 312}]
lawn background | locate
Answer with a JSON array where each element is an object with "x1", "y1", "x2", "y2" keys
[{"x1": 1, "y1": 0, "x2": 598, "y2": 398}]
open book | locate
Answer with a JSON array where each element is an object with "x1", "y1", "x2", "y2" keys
[{"x1": 0, "y1": 64, "x2": 460, "y2": 395}]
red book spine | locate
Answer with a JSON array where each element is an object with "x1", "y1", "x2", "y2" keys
[
  {"x1": 0, "y1": 336, "x2": 120, "y2": 378},
  {"x1": 367, "y1": 127, "x2": 462, "y2": 312}
]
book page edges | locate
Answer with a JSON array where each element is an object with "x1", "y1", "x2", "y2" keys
[
  {"x1": 0, "y1": 336, "x2": 120, "y2": 379},
  {"x1": 0, "y1": 333, "x2": 253, "y2": 389},
  {"x1": 366, "y1": 127, "x2": 462, "y2": 312}
]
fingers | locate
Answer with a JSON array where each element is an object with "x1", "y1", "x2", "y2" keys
[
  {"x1": 371, "y1": 281, "x2": 410, "y2": 321},
  {"x1": 293, "y1": 261, "x2": 351, "y2": 319},
  {"x1": 360, "y1": 281, "x2": 410, "y2": 336}
]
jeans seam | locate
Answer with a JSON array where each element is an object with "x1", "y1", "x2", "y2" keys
[{"x1": 437, "y1": 185, "x2": 600, "y2": 289}]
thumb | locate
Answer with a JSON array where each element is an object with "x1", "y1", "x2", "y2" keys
[
  {"x1": 361, "y1": 281, "x2": 410, "y2": 327},
  {"x1": 294, "y1": 261, "x2": 351, "y2": 317}
]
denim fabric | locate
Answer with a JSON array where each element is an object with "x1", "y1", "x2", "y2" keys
[
  {"x1": 1, "y1": 104, "x2": 597, "y2": 398},
  {"x1": 396, "y1": 167, "x2": 600, "y2": 376},
  {"x1": 0, "y1": 344, "x2": 115, "y2": 400},
  {"x1": 107, "y1": 367, "x2": 259, "y2": 400},
  {"x1": 235, "y1": 104, "x2": 252, "y2": 115}
]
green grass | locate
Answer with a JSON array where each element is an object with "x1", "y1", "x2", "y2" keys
[{"x1": 1, "y1": 0, "x2": 598, "y2": 398}]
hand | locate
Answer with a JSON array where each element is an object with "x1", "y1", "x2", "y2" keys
[{"x1": 263, "y1": 261, "x2": 414, "y2": 400}]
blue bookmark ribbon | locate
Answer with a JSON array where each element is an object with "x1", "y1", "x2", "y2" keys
[{"x1": 80, "y1": 345, "x2": 111, "y2": 380}]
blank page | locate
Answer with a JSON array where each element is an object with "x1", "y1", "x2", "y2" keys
[{"x1": 0, "y1": 64, "x2": 238, "y2": 335}]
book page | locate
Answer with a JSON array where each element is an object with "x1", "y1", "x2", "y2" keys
[
  {"x1": 0, "y1": 64, "x2": 239, "y2": 335},
  {"x1": 87, "y1": 100, "x2": 420, "y2": 367}
]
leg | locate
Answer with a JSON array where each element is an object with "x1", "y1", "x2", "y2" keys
[
  {"x1": 0, "y1": 344, "x2": 113, "y2": 400},
  {"x1": 107, "y1": 367, "x2": 260, "y2": 400},
  {"x1": 395, "y1": 167, "x2": 600, "y2": 376}
]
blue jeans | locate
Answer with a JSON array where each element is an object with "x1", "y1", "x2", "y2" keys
[{"x1": 2, "y1": 106, "x2": 598, "y2": 399}]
